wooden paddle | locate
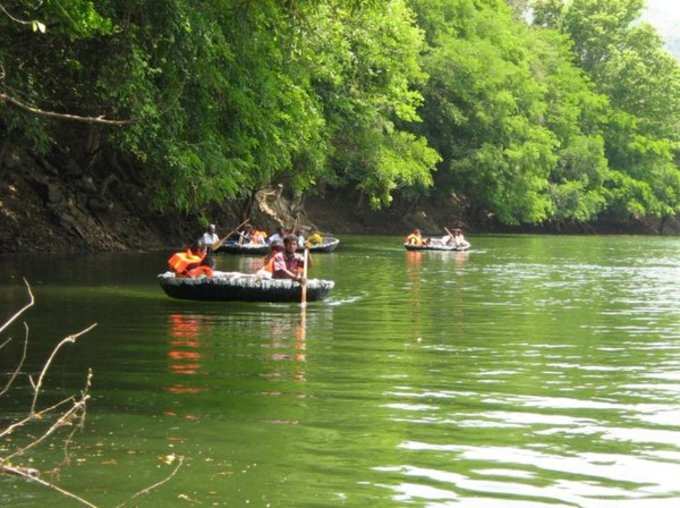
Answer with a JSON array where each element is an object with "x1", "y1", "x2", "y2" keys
[
  {"x1": 444, "y1": 227, "x2": 455, "y2": 246},
  {"x1": 301, "y1": 248, "x2": 309, "y2": 308},
  {"x1": 211, "y1": 218, "x2": 250, "y2": 251}
]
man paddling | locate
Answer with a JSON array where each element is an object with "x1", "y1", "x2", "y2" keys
[
  {"x1": 272, "y1": 235, "x2": 308, "y2": 283},
  {"x1": 198, "y1": 224, "x2": 219, "y2": 268}
]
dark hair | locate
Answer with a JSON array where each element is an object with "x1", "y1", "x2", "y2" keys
[{"x1": 283, "y1": 234, "x2": 298, "y2": 245}]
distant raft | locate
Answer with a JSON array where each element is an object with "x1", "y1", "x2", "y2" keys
[
  {"x1": 217, "y1": 241, "x2": 270, "y2": 255},
  {"x1": 404, "y1": 242, "x2": 470, "y2": 252},
  {"x1": 158, "y1": 271, "x2": 334, "y2": 302},
  {"x1": 300, "y1": 237, "x2": 340, "y2": 253}
]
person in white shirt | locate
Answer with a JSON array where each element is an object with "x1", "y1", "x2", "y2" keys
[
  {"x1": 267, "y1": 227, "x2": 284, "y2": 245},
  {"x1": 295, "y1": 228, "x2": 305, "y2": 248},
  {"x1": 453, "y1": 228, "x2": 470, "y2": 249},
  {"x1": 199, "y1": 224, "x2": 219, "y2": 268},
  {"x1": 200, "y1": 224, "x2": 219, "y2": 248}
]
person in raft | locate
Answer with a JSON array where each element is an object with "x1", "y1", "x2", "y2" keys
[
  {"x1": 248, "y1": 226, "x2": 268, "y2": 245},
  {"x1": 255, "y1": 239, "x2": 285, "y2": 278},
  {"x1": 267, "y1": 226, "x2": 285, "y2": 245},
  {"x1": 306, "y1": 230, "x2": 323, "y2": 247},
  {"x1": 199, "y1": 224, "x2": 219, "y2": 268},
  {"x1": 453, "y1": 228, "x2": 470, "y2": 249},
  {"x1": 272, "y1": 235, "x2": 308, "y2": 282},
  {"x1": 405, "y1": 228, "x2": 424, "y2": 246},
  {"x1": 168, "y1": 242, "x2": 214, "y2": 278}
]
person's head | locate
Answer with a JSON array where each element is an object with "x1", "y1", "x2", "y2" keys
[
  {"x1": 191, "y1": 241, "x2": 206, "y2": 254},
  {"x1": 208, "y1": 224, "x2": 216, "y2": 233},
  {"x1": 270, "y1": 239, "x2": 284, "y2": 253},
  {"x1": 413, "y1": 228, "x2": 421, "y2": 235},
  {"x1": 283, "y1": 234, "x2": 298, "y2": 253}
]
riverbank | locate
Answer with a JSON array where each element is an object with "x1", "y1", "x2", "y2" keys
[{"x1": 1, "y1": 147, "x2": 678, "y2": 254}]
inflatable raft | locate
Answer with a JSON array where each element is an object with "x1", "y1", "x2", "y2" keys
[
  {"x1": 217, "y1": 241, "x2": 270, "y2": 255},
  {"x1": 218, "y1": 237, "x2": 340, "y2": 255},
  {"x1": 158, "y1": 271, "x2": 334, "y2": 302},
  {"x1": 301, "y1": 237, "x2": 340, "y2": 253},
  {"x1": 404, "y1": 242, "x2": 470, "y2": 252}
]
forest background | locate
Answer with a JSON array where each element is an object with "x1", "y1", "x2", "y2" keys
[{"x1": 1, "y1": 0, "x2": 679, "y2": 251}]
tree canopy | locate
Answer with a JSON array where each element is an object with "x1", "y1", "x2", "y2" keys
[{"x1": 1, "y1": 0, "x2": 678, "y2": 225}]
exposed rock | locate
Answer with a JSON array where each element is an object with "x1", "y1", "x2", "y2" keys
[
  {"x1": 46, "y1": 182, "x2": 64, "y2": 204},
  {"x1": 78, "y1": 176, "x2": 98, "y2": 193},
  {"x1": 65, "y1": 159, "x2": 83, "y2": 177},
  {"x1": 87, "y1": 196, "x2": 113, "y2": 212}
]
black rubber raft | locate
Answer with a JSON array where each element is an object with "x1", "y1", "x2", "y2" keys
[
  {"x1": 217, "y1": 242, "x2": 269, "y2": 255},
  {"x1": 303, "y1": 237, "x2": 340, "y2": 253},
  {"x1": 404, "y1": 243, "x2": 470, "y2": 252},
  {"x1": 218, "y1": 237, "x2": 340, "y2": 255},
  {"x1": 158, "y1": 271, "x2": 335, "y2": 302}
]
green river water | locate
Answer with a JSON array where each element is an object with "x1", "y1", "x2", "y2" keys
[{"x1": 1, "y1": 235, "x2": 680, "y2": 507}]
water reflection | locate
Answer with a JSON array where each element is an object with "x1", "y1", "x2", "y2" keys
[
  {"x1": 166, "y1": 313, "x2": 209, "y2": 394},
  {"x1": 263, "y1": 310, "x2": 308, "y2": 384}
]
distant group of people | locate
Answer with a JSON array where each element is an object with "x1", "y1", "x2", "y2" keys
[
  {"x1": 167, "y1": 223, "x2": 317, "y2": 282},
  {"x1": 236, "y1": 225, "x2": 324, "y2": 249},
  {"x1": 405, "y1": 228, "x2": 469, "y2": 249}
]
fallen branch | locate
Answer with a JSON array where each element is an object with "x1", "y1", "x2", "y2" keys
[
  {"x1": 116, "y1": 456, "x2": 185, "y2": 508},
  {"x1": 1, "y1": 280, "x2": 185, "y2": 507},
  {"x1": 3, "y1": 464, "x2": 98, "y2": 507},
  {"x1": 0, "y1": 322, "x2": 28, "y2": 397},
  {"x1": 0, "y1": 278, "x2": 34, "y2": 336},
  {"x1": 30, "y1": 323, "x2": 97, "y2": 414}
]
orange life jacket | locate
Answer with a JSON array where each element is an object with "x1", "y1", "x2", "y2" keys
[
  {"x1": 406, "y1": 234, "x2": 422, "y2": 246},
  {"x1": 252, "y1": 230, "x2": 267, "y2": 244},
  {"x1": 263, "y1": 256, "x2": 275, "y2": 273},
  {"x1": 186, "y1": 265, "x2": 213, "y2": 278},
  {"x1": 168, "y1": 249, "x2": 205, "y2": 275}
]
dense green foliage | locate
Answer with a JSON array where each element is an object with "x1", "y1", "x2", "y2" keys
[{"x1": 0, "y1": 0, "x2": 678, "y2": 224}]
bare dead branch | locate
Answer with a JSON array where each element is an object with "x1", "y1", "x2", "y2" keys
[
  {"x1": 61, "y1": 370, "x2": 93, "y2": 466},
  {"x1": 0, "y1": 322, "x2": 29, "y2": 397},
  {"x1": 1, "y1": 464, "x2": 99, "y2": 508},
  {"x1": 0, "y1": 278, "x2": 34, "y2": 336},
  {"x1": 3, "y1": 396, "x2": 88, "y2": 463},
  {"x1": 30, "y1": 323, "x2": 97, "y2": 414},
  {"x1": 0, "y1": 3, "x2": 32, "y2": 25},
  {"x1": 1, "y1": 281, "x2": 183, "y2": 507},
  {"x1": 0, "y1": 92, "x2": 132, "y2": 126},
  {"x1": 115, "y1": 456, "x2": 185, "y2": 508},
  {"x1": 0, "y1": 395, "x2": 76, "y2": 439},
  {"x1": 0, "y1": 335, "x2": 12, "y2": 350}
]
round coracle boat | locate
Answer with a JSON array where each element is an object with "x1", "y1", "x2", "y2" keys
[
  {"x1": 404, "y1": 242, "x2": 470, "y2": 252},
  {"x1": 217, "y1": 241, "x2": 270, "y2": 255},
  {"x1": 300, "y1": 237, "x2": 340, "y2": 253},
  {"x1": 158, "y1": 271, "x2": 334, "y2": 302}
]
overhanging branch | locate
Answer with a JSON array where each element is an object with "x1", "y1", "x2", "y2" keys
[{"x1": 0, "y1": 91, "x2": 133, "y2": 126}]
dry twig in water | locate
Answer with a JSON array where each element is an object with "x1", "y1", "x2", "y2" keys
[{"x1": 1, "y1": 280, "x2": 184, "y2": 507}]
